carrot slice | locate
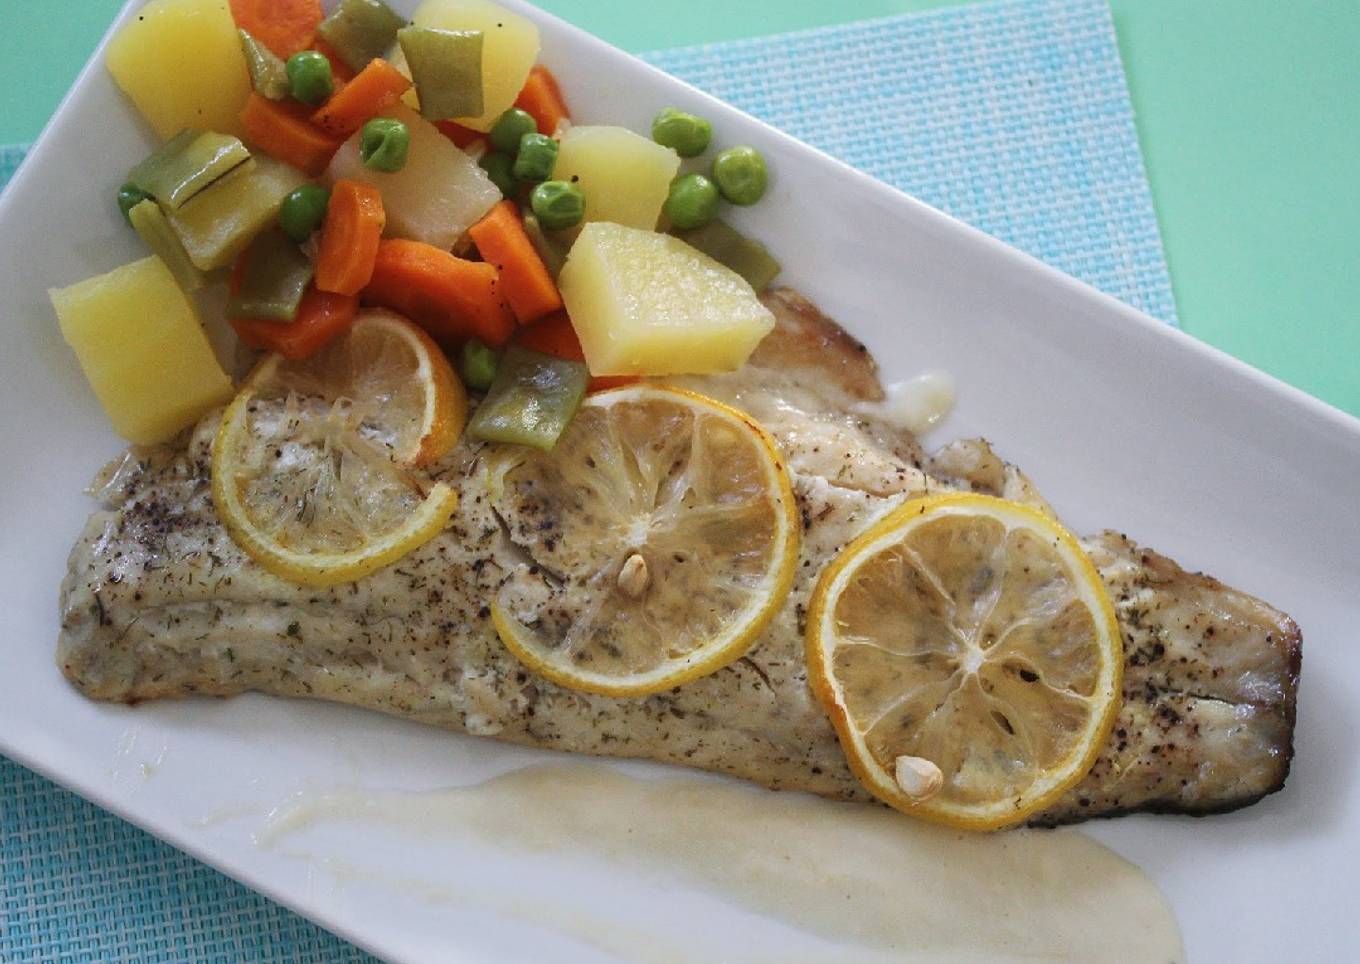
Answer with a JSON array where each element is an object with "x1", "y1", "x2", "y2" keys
[
  {"x1": 513, "y1": 65, "x2": 570, "y2": 136},
  {"x1": 363, "y1": 239, "x2": 515, "y2": 347},
  {"x1": 229, "y1": 0, "x2": 322, "y2": 60},
  {"x1": 467, "y1": 201, "x2": 562, "y2": 324},
  {"x1": 435, "y1": 120, "x2": 487, "y2": 150},
  {"x1": 515, "y1": 311, "x2": 637, "y2": 391},
  {"x1": 315, "y1": 180, "x2": 386, "y2": 296},
  {"x1": 312, "y1": 59, "x2": 412, "y2": 137},
  {"x1": 239, "y1": 94, "x2": 344, "y2": 176},
  {"x1": 231, "y1": 287, "x2": 359, "y2": 360},
  {"x1": 513, "y1": 310, "x2": 579, "y2": 358}
]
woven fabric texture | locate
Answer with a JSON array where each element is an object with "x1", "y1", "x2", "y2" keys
[
  {"x1": 1, "y1": 0, "x2": 1175, "y2": 960},
  {"x1": 645, "y1": 0, "x2": 1176, "y2": 323},
  {"x1": 0, "y1": 144, "x2": 26, "y2": 186}
]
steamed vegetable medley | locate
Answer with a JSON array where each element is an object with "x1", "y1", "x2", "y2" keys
[{"x1": 51, "y1": 0, "x2": 783, "y2": 582}]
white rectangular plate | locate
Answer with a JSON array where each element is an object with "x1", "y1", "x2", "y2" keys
[{"x1": 2, "y1": 2, "x2": 1358, "y2": 960}]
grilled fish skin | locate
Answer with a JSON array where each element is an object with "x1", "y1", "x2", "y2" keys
[{"x1": 56, "y1": 290, "x2": 1300, "y2": 824}]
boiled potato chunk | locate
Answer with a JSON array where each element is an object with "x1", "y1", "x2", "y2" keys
[
  {"x1": 409, "y1": 0, "x2": 539, "y2": 132},
  {"x1": 51, "y1": 257, "x2": 234, "y2": 444},
  {"x1": 105, "y1": 0, "x2": 251, "y2": 140},
  {"x1": 559, "y1": 223, "x2": 775, "y2": 376},
  {"x1": 555, "y1": 126, "x2": 679, "y2": 231},
  {"x1": 328, "y1": 104, "x2": 500, "y2": 250},
  {"x1": 167, "y1": 156, "x2": 308, "y2": 270}
]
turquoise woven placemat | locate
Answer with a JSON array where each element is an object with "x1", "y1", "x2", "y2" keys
[
  {"x1": 0, "y1": 144, "x2": 24, "y2": 184},
  {"x1": 1, "y1": 0, "x2": 1175, "y2": 959},
  {"x1": 645, "y1": 0, "x2": 1175, "y2": 323}
]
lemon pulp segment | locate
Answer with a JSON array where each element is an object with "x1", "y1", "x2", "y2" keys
[
  {"x1": 490, "y1": 385, "x2": 799, "y2": 696},
  {"x1": 807, "y1": 493, "x2": 1122, "y2": 830},
  {"x1": 212, "y1": 311, "x2": 464, "y2": 586}
]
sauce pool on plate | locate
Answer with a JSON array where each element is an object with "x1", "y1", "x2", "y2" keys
[{"x1": 259, "y1": 763, "x2": 1183, "y2": 961}]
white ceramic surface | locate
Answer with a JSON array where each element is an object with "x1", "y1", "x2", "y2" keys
[{"x1": 2, "y1": 2, "x2": 1357, "y2": 960}]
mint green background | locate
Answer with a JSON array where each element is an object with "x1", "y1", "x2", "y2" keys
[{"x1": 2, "y1": 0, "x2": 1354, "y2": 415}]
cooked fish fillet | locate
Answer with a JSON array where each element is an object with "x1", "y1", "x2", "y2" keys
[{"x1": 57, "y1": 290, "x2": 1300, "y2": 825}]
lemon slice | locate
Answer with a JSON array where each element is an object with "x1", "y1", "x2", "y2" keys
[
  {"x1": 244, "y1": 308, "x2": 467, "y2": 467},
  {"x1": 212, "y1": 310, "x2": 465, "y2": 587},
  {"x1": 806, "y1": 493, "x2": 1121, "y2": 830},
  {"x1": 489, "y1": 385, "x2": 799, "y2": 696}
]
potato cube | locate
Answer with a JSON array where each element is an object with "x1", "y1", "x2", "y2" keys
[
  {"x1": 328, "y1": 104, "x2": 500, "y2": 250},
  {"x1": 554, "y1": 126, "x2": 680, "y2": 231},
  {"x1": 559, "y1": 222, "x2": 775, "y2": 376},
  {"x1": 51, "y1": 257, "x2": 234, "y2": 444},
  {"x1": 409, "y1": 0, "x2": 540, "y2": 132},
  {"x1": 105, "y1": 0, "x2": 252, "y2": 140}
]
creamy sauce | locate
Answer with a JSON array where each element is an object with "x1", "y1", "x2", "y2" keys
[
  {"x1": 859, "y1": 371, "x2": 957, "y2": 435},
  {"x1": 259, "y1": 763, "x2": 1182, "y2": 962},
  {"x1": 107, "y1": 725, "x2": 168, "y2": 788}
]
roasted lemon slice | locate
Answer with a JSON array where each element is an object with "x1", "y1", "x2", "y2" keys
[
  {"x1": 212, "y1": 310, "x2": 464, "y2": 587},
  {"x1": 489, "y1": 385, "x2": 799, "y2": 696},
  {"x1": 244, "y1": 308, "x2": 467, "y2": 467},
  {"x1": 807, "y1": 493, "x2": 1121, "y2": 830}
]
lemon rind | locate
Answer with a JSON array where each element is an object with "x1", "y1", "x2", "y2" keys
[
  {"x1": 806, "y1": 492, "x2": 1122, "y2": 831},
  {"x1": 243, "y1": 310, "x2": 467, "y2": 468},
  {"x1": 212, "y1": 388, "x2": 459, "y2": 588},
  {"x1": 491, "y1": 384, "x2": 800, "y2": 698}
]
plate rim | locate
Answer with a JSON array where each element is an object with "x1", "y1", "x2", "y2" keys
[{"x1": 2, "y1": 0, "x2": 1357, "y2": 960}]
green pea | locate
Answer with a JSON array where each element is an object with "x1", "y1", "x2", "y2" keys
[
  {"x1": 278, "y1": 184, "x2": 332, "y2": 242},
  {"x1": 285, "y1": 50, "x2": 335, "y2": 106},
  {"x1": 117, "y1": 182, "x2": 153, "y2": 225},
  {"x1": 479, "y1": 152, "x2": 517, "y2": 198},
  {"x1": 489, "y1": 108, "x2": 539, "y2": 156},
  {"x1": 651, "y1": 108, "x2": 712, "y2": 158},
  {"x1": 360, "y1": 117, "x2": 411, "y2": 172},
  {"x1": 513, "y1": 133, "x2": 558, "y2": 182},
  {"x1": 530, "y1": 180, "x2": 585, "y2": 231},
  {"x1": 664, "y1": 173, "x2": 720, "y2": 230},
  {"x1": 459, "y1": 338, "x2": 500, "y2": 391},
  {"x1": 711, "y1": 145, "x2": 768, "y2": 206}
]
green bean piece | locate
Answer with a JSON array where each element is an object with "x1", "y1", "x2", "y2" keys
[
  {"x1": 127, "y1": 129, "x2": 253, "y2": 211},
  {"x1": 478, "y1": 152, "x2": 517, "y2": 198},
  {"x1": 117, "y1": 183, "x2": 153, "y2": 225},
  {"x1": 711, "y1": 145, "x2": 768, "y2": 206},
  {"x1": 489, "y1": 108, "x2": 538, "y2": 156},
  {"x1": 360, "y1": 118, "x2": 411, "y2": 173},
  {"x1": 529, "y1": 180, "x2": 585, "y2": 231},
  {"x1": 469, "y1": 346, "x2": 589, "y2": 450},
  {"x1": 238, "y1": 29, "x2": 289, "y2": 100},
  {"x1": 163, "y1": 157, "x2": 309, "y2": 271},
  {"x1": 513, "y1": 133, "x2": 558, "y2": 183},
  {"x1": 317, "y1": 0, "x2": 407, "y2": 72},
  {"x1": 651, "y1": 108, "x2": 712, "y2": 158},
  {"x1": 664, "y1": 173, "x2": 719, "y2": 230},
  {"x1": 285, "y1": 51, "x2": 335, "y2": 107},
  {"x1": 128, "y1": 199, "x2": 206, "y2": 291},
  {"x1": 226, "y1": 229, "x2": 314, "y2": 322},
  {"x1": 398, "y1": 26, "x2": 484, "y2": 121},
  {"x1": 521, "y1": 212, "x2": 568, "y2": 278},
  {"x1": 674, "y1": 218, "x2": 781, "y2": 292},
  {"x1": 278, "y1": 184, "x2": 331, "y2": 242},
  {"x1": 459, "y1": 338, "x2": 501, "y2": 391}
]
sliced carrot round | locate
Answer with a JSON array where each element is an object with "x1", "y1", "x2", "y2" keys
[{"x1": 316, "y1": 179, "x2": 386, "y2": 296}]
